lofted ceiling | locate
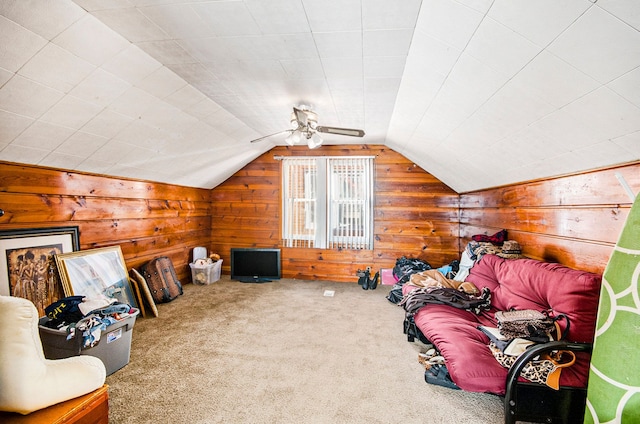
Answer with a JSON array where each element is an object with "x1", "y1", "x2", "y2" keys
[{"x1": 0, "y1": 0, "x2": 639, "y2": 192}]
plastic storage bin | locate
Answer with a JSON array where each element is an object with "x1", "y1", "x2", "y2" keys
[
  {"x1": 38, "y1": 309, "x2": 139, "y2": 376},
  {"x1": 190, "y1": 259, "x2": 222, "y2": 285}
]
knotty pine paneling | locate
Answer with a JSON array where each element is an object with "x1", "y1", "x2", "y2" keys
[
  {"x1": 0, "y1": 162, "x2": 212, "y2": 286},
  {"x1": 459, "y1": 162, "x2": 640, "y2": 275},
  {"x1": 210, "y1": 145, "x2": 460, "y2": 282}
]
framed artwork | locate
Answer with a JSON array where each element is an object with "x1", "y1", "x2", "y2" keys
[
  {"x1": 0, "y1": 226, "x2": 80, "y2": 316},
  {"x1": 55, "y1": 246, "x2": 138, "y2": 308}
]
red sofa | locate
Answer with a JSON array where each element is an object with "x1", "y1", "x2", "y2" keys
[{"x1": 403, "y1": 254, "x2": 602, "y2": 395}]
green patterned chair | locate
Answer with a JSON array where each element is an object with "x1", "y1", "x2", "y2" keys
[{"x1": 584, "y1": 193, "x2": 640, "y2": 423}]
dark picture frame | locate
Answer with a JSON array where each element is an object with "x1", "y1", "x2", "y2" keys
[
  {"x1": 55, "y1": 245, "x2": 138, "y2": 308},
  {"x1": 0, "y1": 226, "x2": 80, "y2": 316}
]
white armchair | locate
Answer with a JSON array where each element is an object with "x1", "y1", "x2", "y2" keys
[{"x1": 0, "y1": 295, "x2": 106, "y2": 415}]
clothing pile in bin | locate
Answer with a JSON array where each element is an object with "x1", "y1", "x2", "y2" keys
[{"x1": 43, "y1": 295, "x2": 136, "y2": 349}]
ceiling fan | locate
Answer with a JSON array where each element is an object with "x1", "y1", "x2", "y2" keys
[{"x1": 250, "y1": 106, "x2": 365, "y2": 149}]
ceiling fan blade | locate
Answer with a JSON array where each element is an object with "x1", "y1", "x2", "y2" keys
[
  {"x1": 316, "y1": 126, "x2": 365, "y2": 137},
  {"x1": 249, "y1": 130, "x2": 292, "y2": 143}
]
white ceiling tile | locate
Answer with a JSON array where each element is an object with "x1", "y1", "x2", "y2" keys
[
  {"x1": 0, "y1": 0, "x2": 85, "y2": 40},
  {"x1": 167, "y1": 63, "x2": 217, "y2": 84},
  {"x1": 74, "y1": 157, "x2": 113, "y2": 174},
  {"x1": 472, "y1": 141, "x2": 524, "y2": 172},
  {"x1": 363, "y1": 29, "x2": 414, "y2": 57},
  {"x1": 191, "y1": 2, "x2": 261, "y2": 37},
  {"x1": 362, "y1": 0, "x2": 422, "y2": 30},
  {"x1": 18, "y1": 43, "x2": 96, "y2": 93},
  {"x1": 465, "y1": 17, "x2": 540, "y2": 77},
  {"x1": 108, "y1": 86, "x2": 160, "y2": 118},
  {"x1": 388, "y1": 72, "x2": 443, "y2": 131},
  {"x1": 499, "y1": 126, "x2": 557, "y2": 162},
  {"x1": 445, "y1": 52, "x2": 510, "y2": 113},
  {"x1": 322, "y1": 57, "x2": 363, "y2": 80},
  {"x1": 102, "y1": 44, "x2": 163, "y2": 85},
  {"x1": 280, "y1": 58, "x2": 326, "y2": 80},
  {"x1": 364, "y1": 56, "x2": 406, "y2": 79},
  {"x1": 562, "y1": 86, "x2": 640, "y2": 141},
  {"x1": 72, "y1": 0, "x2": 133, "y2": 13},
  {"x1": 87, "y1": 139, "x2": 134, "y2": 164},
  {"x1": 163, "y1": 84, "x2": 207, "y2": 111},
  {"x1": 92, "y1": 7, "x2": 169, "y2": 43},
  {"x1": 415, "y1": 102, "x2": 466, "y2": 142},
  {"x1": 608, "y1": 66, "x2": 640, "y2": 109},
  {"x1": 140, "y1": 102, "x2": 189, "y2": 131},
  {"x1": 0, "y1": 15, "x2": 48, "y2": 73},
  {"x1": 185, "y1": 98, "x2": 223, "y2": 120},
  {"x1": 40, "y1": 152, "x2": 85, "y2": 170},
  {"x1": 511, "y1": 50, "x2": 600, "y2": 108},
  {"x1": 488, "y1": 0, "x2": 590, "y2": 47},
  {"x1": 364, "y1": 77, "x2": 401, "y2": 107},
  {"x1": 0, "y1": 0, "x2": 636, "y2": 192},
  {"x1": 11, "y1": 120, "x2": 73, "y2": 150},
  {"x1": 205, "y1": 60, "x2": 287, "y2": 82},
  {"x1": 0, "y1": 75, "x2": 64, "y2": 118},
  {"x1": 468, "y1": 79, "x2": 556, "y2": 138},
  {"x1": 191, "y1": 79, "x2": 234, "y2": 98},
  {"x1": 135, "y1": 40, "x2": 196, "y2": 65},
  {"x1": 0, "y1": 68, "x2": 11, "y2": 87},
  {"x1": 224, "y1": 34, "x2": 318, "y2": 62},
  {"x1": 553, "y1": 140, "x2": 634, "y2": 171},
  {"x1": 302, "y1": 0, "x2": 362, "y2": 32},
  {"x1": 533, "y1": 109, "x2": 603, "y2": 150},
  {"x1": 245, "y1": 0, "x2": 310, "y2": 34},
  {"x1": 114, "y1": 119, "x2": 167, "y2": 150},
  {"x1": 178, "y1": 37, "x2": 232, "y2": 63},
  {"x1": 69, "y1": 68, "x2": 131, "y2": 107},
  {"x1": 136, "y1": 66, "x2": 187, "y2": 98},
  {"x1": 416, "y1": 0, "x2": 484, "y2": 51},
  {"x1": 405, "y1": 32, "x2": 461, "y2": 77},
  {"x1": 53, "y1": 14, "x2": 129, "y2": 66},
  {"x1": 141, "y1": 4, "x2": 215, "y2": 39},
  {"x1": 548, "y1": 6, "x2": 640, "y2": 83},
  {"x1": 598, "y1": 0, "x2": 640, "y2": 32},
  {"x1": 81, "y1": 109, "x2": 135, "y2": 139},
  {"x1": 314, "y1": 32, "x2": 362, "y2": 58},
  {"x1": 0, "y1": 110, "x2": 34, "y2": 143},
  {"x1": 39, "y1": 96, "x2": 103, "y2": 130},
  {"x1": 0, "y1": 144, "x2": 49, "y2": 163},
  {"x1": 613, "y1": 130, "x2": 640, "y2": 156},
  {"x1": 55, "y1": 131, "x2": 109, "y2": 157},
  {"x1": 455, "y1": 0, "x2": 493, "y2": 14}
]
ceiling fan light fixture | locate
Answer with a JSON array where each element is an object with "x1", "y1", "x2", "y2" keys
[
  {"x1": 306, "y1": 111, "x2": 318, "y2": 129},
  {"x1": 307, "y1": 132, "x2": 323, "y2": 149},
  {"x1": 285, "y1": 130, "x2": 302, "y2": 146},
  {"x1": 249, "y1": 106, "x2": 363, "y2": 147},
  {"x1": 289, "y1": 112, "x2": 299, "y2": 130}
]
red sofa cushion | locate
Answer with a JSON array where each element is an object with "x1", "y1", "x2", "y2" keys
[{"x1": 405, "y1": 254, "x2": 602, "y2": 394}]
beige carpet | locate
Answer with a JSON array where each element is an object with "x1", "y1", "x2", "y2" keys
[{"x1": 106, "y1": 276, "x2": 504, "y2": 423}]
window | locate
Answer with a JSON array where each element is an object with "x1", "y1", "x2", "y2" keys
[{"x1": 282, "y1": 156, "x2": 374, "y2": 250}]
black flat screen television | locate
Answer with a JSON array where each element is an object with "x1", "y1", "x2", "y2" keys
[{"x1": 230, "y1": 248, "x2": 281, "y2": 283}]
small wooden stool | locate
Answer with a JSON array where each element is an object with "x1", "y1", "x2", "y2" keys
[{"x1": 0, "y1": 385, "x2": 108, "y2": 424}]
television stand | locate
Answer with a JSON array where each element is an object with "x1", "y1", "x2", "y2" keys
[{"x1": 237, "y1": 277, "x2": 272, "y2": 283}]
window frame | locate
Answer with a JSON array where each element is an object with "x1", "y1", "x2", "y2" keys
[{"x1": 281, "y1": 156, "x2": 374, "y2": 250}]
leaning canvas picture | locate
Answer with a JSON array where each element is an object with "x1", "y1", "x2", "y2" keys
[
  {"x1": 55, "y1": 245, "x2": 137, "y2": 308},
  {"x1": 0, "y1": 226, "x2": 80, "y2": 316}
]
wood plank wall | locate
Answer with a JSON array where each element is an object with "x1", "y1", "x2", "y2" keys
[
  {"x1": 210, "y1": 145, "x2": 460, "y2": 282},
  {"x1": 0, "y1": 162, "x2": 211, "y2": 284},
  {"x1": 459, "y1": 162, "x2": 640, "y2": 275},
  {"x1": 3, "y1": 156, "x2": 636, "y2": 291}
]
